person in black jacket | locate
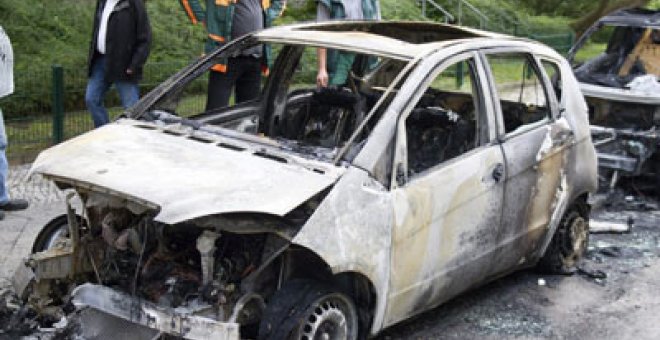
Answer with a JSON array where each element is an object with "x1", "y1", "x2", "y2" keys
[{"x1": 86, "y1": 0, "x2": 151, "y2": 128}]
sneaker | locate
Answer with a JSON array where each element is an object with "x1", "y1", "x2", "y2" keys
[{"x1": 0, "y1": 199, "x2": 29, "y2": 211}]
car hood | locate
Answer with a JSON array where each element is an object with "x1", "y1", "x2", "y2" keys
[{"x1": 31, "y1": 121, "x2": 344, "y2": 224}]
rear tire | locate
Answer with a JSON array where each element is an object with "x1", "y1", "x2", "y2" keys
[
  {"x1": 258, "y1": 279, "x2": 359, "y2": 340},
  {"x1": 538, "y1": 204, "x2": 589, "y2": 274}
]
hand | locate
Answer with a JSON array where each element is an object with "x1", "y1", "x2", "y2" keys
[
  {"x1": 316, "y1": 69, "x2": 328, "y2": 88},
  {"x1": 126, "y1": 68, "x2": 134, "y2": 75}
]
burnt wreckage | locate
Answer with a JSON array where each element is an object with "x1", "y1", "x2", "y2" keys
[
  {"x1": 568, "y1": 8, "x2": 660, "y2": 192},
  {"x1": 13, "y1": 22, "x2": 597, "y2": 339}
]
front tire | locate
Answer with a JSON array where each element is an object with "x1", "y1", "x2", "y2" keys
[
  {"x1": 538, "y1": 204, "x2": 589, "y2": 274},
  {"x1": 258, "y1": 280, "x2": 359, "y2": 340}
]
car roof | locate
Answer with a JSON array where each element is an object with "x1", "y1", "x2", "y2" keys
[
  {"x1": 256, "y1": 21, "x2": 545, "y2": 60},
  {"x1": 597, "y1": 8, "x2": 660, "y2": 28}
]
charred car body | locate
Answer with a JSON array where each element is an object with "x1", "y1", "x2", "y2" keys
[
  {"x1": 568, "y1": 8, "x2": 660, "y2": 192},
  {"x1": 14, "y1": 22, "x2": 597, "y2": 339}
]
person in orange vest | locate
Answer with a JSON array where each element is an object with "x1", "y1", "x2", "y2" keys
[{"x1": 180, "y1": 0, "x2": 286, "y2": 110}]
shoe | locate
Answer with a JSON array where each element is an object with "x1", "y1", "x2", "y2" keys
[{"x1": 0, "y1": 199, "x2": 29, "y2": 211}]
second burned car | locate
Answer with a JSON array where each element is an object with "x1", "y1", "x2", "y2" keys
[
  {"x1": 568, "y1": 8, "x2": 660, "y2": 193},
  {"x1": 16, "y1": 22, "x2": 597, "y2": 339}
]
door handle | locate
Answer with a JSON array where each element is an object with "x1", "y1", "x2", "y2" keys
[{"x1": 492, "y1": 163, "x2": 504, "y2": 183}]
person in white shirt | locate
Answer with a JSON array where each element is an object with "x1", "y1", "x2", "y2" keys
[
  {"x1": 0, "y1": 26, "x2": 29, "y2": 220},
  {"x1": 85, "y1": 0, "x2": 151, "y2": 127}
]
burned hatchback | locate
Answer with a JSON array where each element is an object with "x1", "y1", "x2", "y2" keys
[
  {"x1": 15, "y1": 22, "x2": 597, "y2": 339},
  {"x1": 568, "y1": 8, "x2": 660, "y2": 193}
]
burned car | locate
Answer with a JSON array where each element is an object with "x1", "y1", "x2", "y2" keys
[
  {"x1": 568, "y1": 8, "x2": 660, "y2": 193},
  {"x1": 14, "y1": 22, "x2": 597, "y2": 339}
]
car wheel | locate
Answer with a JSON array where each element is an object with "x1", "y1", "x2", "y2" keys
[
  {"x1": 538, "y1": 206, "x2": 589, "y2": 274},
  {"x1": 258, "y1": 280, "x2": 359, "y2": 340},
  {"x1": 32, "y1": 214, "x2": 72, "y2": 253}
]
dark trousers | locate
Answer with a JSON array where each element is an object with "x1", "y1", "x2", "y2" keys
[{"x1": 207, "y1": 56, "x2": 261, "y2": 111}]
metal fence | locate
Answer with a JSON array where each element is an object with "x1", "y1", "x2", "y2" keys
[
  {"x1": 1, "y1": 61, "x2": 191, "y2": 163},
  {"x1": 528, "y1": 32, "x2": 576, "y2": 55}
]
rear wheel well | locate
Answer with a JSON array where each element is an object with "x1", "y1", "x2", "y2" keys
[
  {"x1": 573, "y1": 192, "x2": 590, "y2": 218},
  {"x1": 537, "y1": 192, "x2": 591, "y2": 274}
]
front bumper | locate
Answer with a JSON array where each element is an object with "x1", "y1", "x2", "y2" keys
[{"x1": 72, "y1": 284, "x2": 240, "y2": 340}]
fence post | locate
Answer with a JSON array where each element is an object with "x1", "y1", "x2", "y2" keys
[
  {"x1": 455, "y1": 61, "x2": 464, "y2": 89},
  {"x1": 52, "y1": 64, "x2": 64, "y2": 145}
]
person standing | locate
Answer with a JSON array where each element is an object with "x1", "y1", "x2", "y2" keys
[
  {"x1": 0, "y1": 26, "x2": 29, "y2": 221},
  {"x1": 179, "y1": 0, "x2": 286, "y2": 110},
  {"x1": 86, "y1": 0, "x2": 152, "y2": 128},
  {"x1": 316, "y1": 0, "x2": 381, "y2": 87}
]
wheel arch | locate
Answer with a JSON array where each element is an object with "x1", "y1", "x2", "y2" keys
[
  {"x1": 536, "y1": 190, "x2": 591, "y2": 263},
  {"x1": 274, "y1": 245, "x2": 381, "y2": 337}
]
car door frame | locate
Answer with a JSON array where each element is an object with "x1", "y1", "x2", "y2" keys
[
  {"x1": 382, "y1": 48, "x2": 510, "y2": 327},
  {"x1": 477, "y1": 47, "x2": 574, "y2": 272}
]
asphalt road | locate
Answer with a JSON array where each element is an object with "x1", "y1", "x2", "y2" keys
[{"x1": 377, "y1": 196, "x2": 660, "y2": 340}]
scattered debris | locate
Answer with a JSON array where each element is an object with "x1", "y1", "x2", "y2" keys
[
  {"x1": 577, "y1": 265, "x2": 607, "y2": 280},
  {"x1": 590, "y1": 219, "x2": 633, "y2": 234}
]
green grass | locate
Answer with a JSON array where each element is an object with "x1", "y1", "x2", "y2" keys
[{"x1": 573, "y1": 42, "x2": 606, "y2": 64}]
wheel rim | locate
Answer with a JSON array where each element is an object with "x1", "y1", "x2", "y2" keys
[
  {"x1": 42, "y1": 225, "x2": 69, "y2": 251},
  {"x1": 298, "y1": 293, "x2": 358, "y2": 340}
]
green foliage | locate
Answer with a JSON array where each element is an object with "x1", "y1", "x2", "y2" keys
[
  {"x1": 512, "y1": 0, "x2": 598, "y2": 17},
  {"x1": 380, "y1": 1, "x2": 426, "y2": 21},
  {"x1": 0, "y1": 0, "x2": 588, "y2": 119}
]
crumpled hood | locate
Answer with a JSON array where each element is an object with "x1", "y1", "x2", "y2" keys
[{"x1": 31, "y1": 121, "x2": 343, "y2": 224}]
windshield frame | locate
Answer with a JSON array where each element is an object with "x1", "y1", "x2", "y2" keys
[{"x1": 128, "y1": 33, "x2": 416, "y2": 164}]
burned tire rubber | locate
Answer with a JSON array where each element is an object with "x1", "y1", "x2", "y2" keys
[
  {"x1": 258, "y1": 279, "x2": 359, "y2": 340},
  {"x1": 538, "y1": 207, "x2": 589, "y2": 274}
]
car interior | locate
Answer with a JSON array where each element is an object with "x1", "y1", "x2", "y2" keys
[{"x1": 405, "y1": 60, "x2": 482, "y2": 176}]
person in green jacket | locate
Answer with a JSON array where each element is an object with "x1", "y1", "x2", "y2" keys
[
  {"x1": 316, "y1": 0, "x2": 381, "y2": 88},
  {"x1": 180, "y1": 0, "x2": 286, "y2": 110}
]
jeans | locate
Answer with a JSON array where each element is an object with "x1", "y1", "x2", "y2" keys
[
  {"x1": 0, "y1": 108, "x2": 9, "y2": 204},
  {"x1": 206, "y1": 56, "x2": 261, "y2": 111},
  {"x1": 85, "y1": 55, "x2": 140, "y2": 128}
]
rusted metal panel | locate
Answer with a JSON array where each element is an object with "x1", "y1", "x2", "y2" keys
[
  {"x1": 386, "y1": 145, "x2": 505, "y2": 327},
  {"x1": 291, "y1": 168, "x2": 394, "y2": 335},
  {"x1": 30, "y1": 121, "x2": 344, "y2": 224},
  {"x1": 30, "y1": 248, "x2": 75, "y2": 280}
]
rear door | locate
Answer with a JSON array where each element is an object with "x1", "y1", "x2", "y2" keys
[{"x1": 481, "y1": 50, "x2": 574, "y2": 273}]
